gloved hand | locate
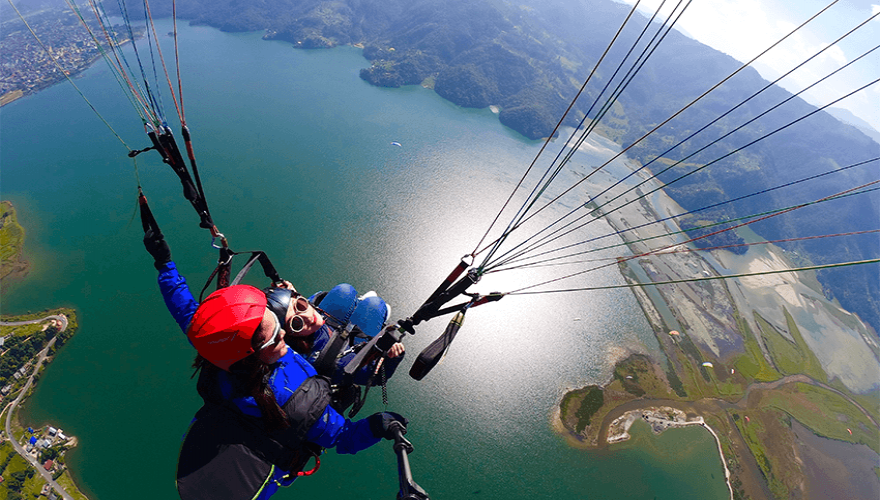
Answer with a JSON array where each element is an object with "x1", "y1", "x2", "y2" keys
[
  {"x1": 143, "y1": 228, "x2": 171, "y2": 270},
  {"x1": 367, "y1": 411, "x2": 408, "y2": 440}
]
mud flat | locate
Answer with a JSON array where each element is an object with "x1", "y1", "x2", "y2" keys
[{"x1": 791, "y1": 420, "x2": 880, "y2": 500}]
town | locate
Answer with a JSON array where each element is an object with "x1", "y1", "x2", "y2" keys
[
  {"x1": 1, "y1": 309, "x2": 85, "y2": 500},
  {"x1": 1, "y1": 6, "x2": 139, "y2": 106}
]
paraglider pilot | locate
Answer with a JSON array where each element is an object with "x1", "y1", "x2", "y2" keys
[{"x1": 144, "y1": 229, "x2": 408, "y2": 500}]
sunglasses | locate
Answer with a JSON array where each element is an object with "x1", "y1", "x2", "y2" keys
[
  {"x1": 264, "y1": 287, "x2": 313, "y2": 335},
  {"x1": 258, "y1": 315, "x2": 283, "y2": 352}
]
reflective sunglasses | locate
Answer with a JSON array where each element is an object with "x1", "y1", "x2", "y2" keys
[
  {"x1": 264, "y1": 287, "x2": 313, "y2": 334},
  {"x1": 258, "y1": 315, "x2": 283, "y2": 352}
]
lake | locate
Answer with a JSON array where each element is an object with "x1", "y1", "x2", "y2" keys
[{"x1": 0, "y1": 19, "x2": 729, "y2": 499}]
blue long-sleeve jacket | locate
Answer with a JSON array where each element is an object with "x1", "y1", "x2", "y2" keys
[{"x1": 156, "y1": 261, "x2": 380, "y2": 455}]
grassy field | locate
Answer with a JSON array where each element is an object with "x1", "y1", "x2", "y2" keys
[
  {"x1": 732, "y1": 408, "x2": 802, "y2": 500},
  {"x1": 0, "y1": 201, "x2": 26, "y2": 281},
  {"x1": 55, "y1": 470, "x2": 91, "y2": 500},
  {"x1": 0, "y1": 322, "x2": 44, "y2": 339},
  {"x1": 755, "y1": 310, "x2": 827, "y2": 383},
  {"x1": 759, "y1": 383, "x2": 879, "y2": 453},
  {"x1": 851, "y1": 392, "x2": 880, "y2": 426},
  {"x1": 0, "y1": 308, "x2": 78, "y2": 337},
  {"x1": 732, "y1": 313, "x2": 781, "y2": 383}
]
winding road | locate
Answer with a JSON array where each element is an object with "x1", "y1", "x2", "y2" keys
[{"x1": 1, "y1": 315, "x2": 74, "y2": 500}]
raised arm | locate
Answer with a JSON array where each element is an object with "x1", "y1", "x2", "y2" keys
[{"x1": 144, "y1": 228, "x2": 199, "y2": 334}]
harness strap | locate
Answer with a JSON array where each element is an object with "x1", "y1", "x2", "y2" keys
[
  {"x1": 198, "y1": 249, "x2": 281, "y2": 300},
  {"x1": 313, "y1": 322, "x2": 355, "y2": 378}
]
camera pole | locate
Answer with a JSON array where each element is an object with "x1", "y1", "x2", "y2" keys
[{"x1": 389, "y1": 422, "x2": 429, "y2": 500}]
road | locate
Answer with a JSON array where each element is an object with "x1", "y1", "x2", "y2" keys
[
  {"x1": 0, "y1": 314, "x2": 68, "y2": 331},
  {"x1": 2, "y1": 315, "x2": 74, "y2": 500}
]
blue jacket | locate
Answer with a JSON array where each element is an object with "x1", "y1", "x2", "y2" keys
[{"x1": 158, "y1": 262, "x2": 381, "y2": 497}]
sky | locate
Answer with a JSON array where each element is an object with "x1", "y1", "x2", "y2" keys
[{"x1": 613, "y1": 0, "x2": 880, "y2": 132}]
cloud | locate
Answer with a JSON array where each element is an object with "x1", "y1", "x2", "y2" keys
[{"x1": 873, "y1": 5, "x2": 880, "y2": 18}]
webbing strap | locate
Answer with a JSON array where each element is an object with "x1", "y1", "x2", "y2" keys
[{"x1": 199, "y1": 250, "x2": 282, "y2": 301}]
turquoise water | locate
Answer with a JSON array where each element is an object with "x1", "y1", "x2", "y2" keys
[{"x1": 1, "y1": 21, "x2": 729, "y2": 499}]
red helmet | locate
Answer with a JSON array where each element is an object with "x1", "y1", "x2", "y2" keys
[{"x1": 187, "y1": 285, "x2": 267, "y2": 371}]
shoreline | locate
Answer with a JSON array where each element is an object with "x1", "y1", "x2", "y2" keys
[
  {"x1": 1, "y1": 200, "x2": 89, "y2": 500},
  {"x1": 607, "y1": 406, "x2": 734, "y2": 500},
  {"x1": 1, "y1": 200, "x2": 29, "y2": 286}
]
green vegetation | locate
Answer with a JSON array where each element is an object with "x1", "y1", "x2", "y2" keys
[
  {"x1": 851, "y1": 392, "x2": 880, "y2": 427},
  {"x1": 613, "y1": 354, "x2": 669, "y2": 398},
  {"x1": 0, "y1": 441, "x2": 16, "y2": 475},
  {"x1": 561, "y1": 385, "x2": 604, "y2": 434},
  {"x1": 733, "y1": 409, "x2": 795, "y2": 500},
  {"x1": 1, "y1": 454, "x2": 34, "y2": 500},
  {"x1": 732, "y1": 314, "x2": 781, "y2": 383},
  {"x1": 0, "y1": 310, "x2": 78, "y2": 390},
  {"x1": 760, "y1": 383, "x2": 879, "y2": 454},
  {"x1": 756, "y1": 310, "x2": 827, "y2": 382},
  {"x1": 560, "y1": 292, "x2": 876, "y2": 500},
  {"x1": 665, "y1": 364, "x2": 686, "y2": 398},
  {"x1": 0, "y1": 201, "x2": 26, "y2": 282},
  {"x1": 731, "y1": 384, "x2": 880, "y2": 500},
  {"x1": 55, "y1": 471, "x2": 91, "y2": 500},
  {"x1": 2, "y1": 407, "x2": 88, "y2": 500},
  {"x1": 573, "y1": 387, "x2": 604, "y2": 433}
]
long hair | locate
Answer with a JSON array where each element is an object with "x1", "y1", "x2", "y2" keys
[
  {"x1": 285, "y1": 332, "x2": 315, "y2": 356},
  {"x1": 193, "y1": 354, "x2": 290, "y2": 432}
]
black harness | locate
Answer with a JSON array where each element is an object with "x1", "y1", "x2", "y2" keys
[{"x1": 176, "y1": 372, "x2": 331, "y2": 500}]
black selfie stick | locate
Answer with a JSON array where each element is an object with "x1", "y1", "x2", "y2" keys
[{"x1": 389, "y1": 421, "x2": 429, "y2": 500}]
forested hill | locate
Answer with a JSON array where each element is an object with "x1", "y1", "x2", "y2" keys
[{"x1": 122, "y1": 0, "x2": 879, "y2": 333}]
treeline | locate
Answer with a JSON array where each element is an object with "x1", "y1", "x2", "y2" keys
[
  {"x1": 0, "y1": 323, "x2": 75, "y2": 388},
  {"x1": 0, "y1": 327, "x2": 53, "y2": 385},
  {"x1": 3, "y1": 469, "x2": 35, "y2": 498}
]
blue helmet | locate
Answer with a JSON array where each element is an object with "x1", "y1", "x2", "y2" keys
[{"x1": 311, "y1": 284, "x2": 390, "y2": 342}]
